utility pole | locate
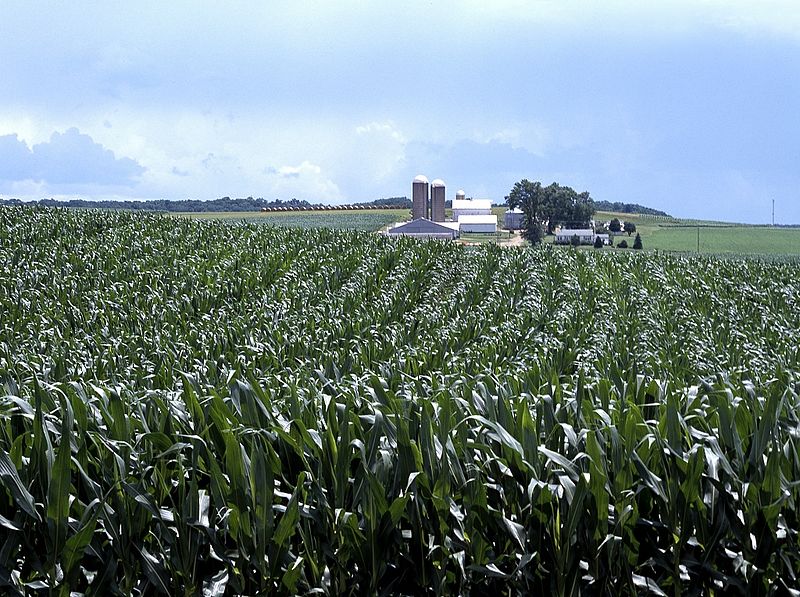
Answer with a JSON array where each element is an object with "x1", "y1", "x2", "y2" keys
[
  {"x1": 772, "y1": 199, "x2": 775, "y2": 226},
  {"x1": 697, "y1": 225, "x2": 700, "y2": 253}
]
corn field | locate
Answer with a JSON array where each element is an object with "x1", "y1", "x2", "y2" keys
[{"x1": 1, "y1": 206, "x2": 799, "y2": 595}]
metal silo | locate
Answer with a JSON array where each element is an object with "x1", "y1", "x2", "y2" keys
[
  {"x1": 412, "y1": 175, "x2": 429, "y2": 220},
  {"x1": 430, "y1": 179, "x2": 446, "y2": 222}
]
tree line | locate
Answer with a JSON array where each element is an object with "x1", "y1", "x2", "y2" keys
[
  {"x1": 593, "y1": 200, "x2": 670, "y2": 217},
  {"x1": 0, "y1": 196, "x2": 412, "y2": 212}
]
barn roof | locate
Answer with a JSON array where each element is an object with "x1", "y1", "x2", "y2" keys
[
  {"x1": 388, "y1": 219, "x2": 458, "y2": 236},
  {"x1": 458, "y1": 214, "x2": 498, "y2": 224},
  {"x1": 452, "y1": 199, "x2": 492, "y2": 211},
  {"x1": 555, "y1": 228, "x2": 594, "y2": 237}
]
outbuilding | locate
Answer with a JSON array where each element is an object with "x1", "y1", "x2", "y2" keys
[{"x1": 504, "y1": 208, "x2": 525, "y2": 230}]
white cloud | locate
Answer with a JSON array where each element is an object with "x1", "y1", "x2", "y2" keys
[
  {"x1": 267, "y1": 161, "x2": 342, "y2": 203},
  {"x1": 353, "y1": 121, "x2": 407, "y2": 181}
]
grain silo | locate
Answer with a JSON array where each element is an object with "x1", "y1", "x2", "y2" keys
[
  {"x1": 430, "y1": 179, "x2": 446, "y2": 222},
  {"x1": 412, "y1": 175, "x2": 429, "y2": 220}
]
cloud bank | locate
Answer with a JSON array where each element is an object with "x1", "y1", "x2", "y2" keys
[{"x1": 0, "y1": 128, "x2": 144, "y2": 188}]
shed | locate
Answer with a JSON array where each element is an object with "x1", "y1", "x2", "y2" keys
[{"x1": 504, "y1": 208, "x2": 525, "y2": 230}]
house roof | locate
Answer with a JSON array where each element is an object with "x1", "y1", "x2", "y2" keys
[{"x1": 555, "y1": 228, "x2": 594, "y2": 237}]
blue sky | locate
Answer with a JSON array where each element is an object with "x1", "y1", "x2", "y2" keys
[{"x1": 1, "y1": 1, "x2": 798, "y2": 223}]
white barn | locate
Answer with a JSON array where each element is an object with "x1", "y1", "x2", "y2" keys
[
  {"x1": 452, "y1": 199, "x2": 492, "y2": 221},
  {"x1": 458, "y1": 214, "x2": 498, "y2": 233}
]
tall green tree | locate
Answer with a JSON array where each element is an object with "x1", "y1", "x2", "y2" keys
[
  {"x1": 505, "y1": 179, "x2": 546, "y2": 243},
  {"x1": 506, "y1": 180, "x2": 596, "y2": 244}
]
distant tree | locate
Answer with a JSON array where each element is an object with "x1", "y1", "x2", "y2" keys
[
  {"x1": 360, "y1": 196, "x2": 412, "y2": 208},
  {"x1": 593, "y1": 235, "x2": 604, "y2": 249},
  {"x1": 593, "y1": 200, "x2": 671, "y2": 217},
  {"x1": 633, "y1": 233, "x2": 643, "y2": 249},
  {"x1": 505, "y1": 179, "x2": 545, "y2": 244},
  {"x1": 618, "y1": 239, "x2": 628, "y2": 249},
  {"x1": 609, "y1": 218, "x2": 622, "y2": 232},
  {"x1": 624, "y1": 221, "x2": 637, "y2": 236},
  {"x1": 570, "y1": 234, "x2": 580, "y2": 247}
]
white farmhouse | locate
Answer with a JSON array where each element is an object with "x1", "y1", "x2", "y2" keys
[{"x1": 554, "y1": 228, "x2": 596, "y2": 245}]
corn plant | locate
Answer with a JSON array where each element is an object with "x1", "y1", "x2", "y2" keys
[{"x1": 0, "y1": 205, "x2": 799, "y2": 594}]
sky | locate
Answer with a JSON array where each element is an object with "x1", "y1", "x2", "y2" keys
[{"x1": 1, "y1": 1, "x2": 798, "y2": 223}]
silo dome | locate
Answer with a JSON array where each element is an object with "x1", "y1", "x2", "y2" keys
[
  {"x1": 456, "y1": 190, "x2": 466, "y2": 197},
  {"x1": 413, "y1": 174, "x2": 429, "y2": 184},
  {"x1": 431, "y1": 178, "x2": 445, "y2": 188}
]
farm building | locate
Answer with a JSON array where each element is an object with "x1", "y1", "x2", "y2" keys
[
  {"x1": 555, "y1": 229, "x2": 596, "y2": 245},
  {"x1": 458, "y1": 214, "x2": 498, "y2": 233},
  {"x1": 386, "y1": 218, "x2": 460, "y2": 240},
  {"x1": 504, "y1": 208, "x2": 524, "y2": 230},
  {"x1": 452, "y1": 199, "x2": 492, "y2": 221},
  {"x1": 393, "y1": 175, "x2": 498, "y2": 239}
]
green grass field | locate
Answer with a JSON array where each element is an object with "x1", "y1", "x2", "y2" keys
[
  {"x1": 596, "y1": 211, "x2": 800, "y2": 256},
  {"x1": 176, "y1": 209, "x2": 410, "y2": 231}
]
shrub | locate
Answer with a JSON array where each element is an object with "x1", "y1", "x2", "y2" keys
[
  {"x1": 593, "y1": 235, "x2": 604, "y2": 249},
  {"x1": 633, "y1": 233, "x2": 643, "y2": 249},
  {"x1": 618, "y1": 239, "x2": 628, "y2": 248}
]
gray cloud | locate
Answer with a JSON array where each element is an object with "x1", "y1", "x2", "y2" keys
[
  {"x1": 0, "y1": 134, "x2": 33, "y2": 181},
  {"x1": 0, "y1": 128, "x2": 144, "y2": 186}
]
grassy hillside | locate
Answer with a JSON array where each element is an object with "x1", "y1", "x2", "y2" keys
[{"x1": 595, "y1": 211, "x2": 800, "y2": 256}]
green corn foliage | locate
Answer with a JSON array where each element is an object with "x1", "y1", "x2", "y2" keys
[{"x1": 0, "y1": 205, "x2": 799, "y2": 594}]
